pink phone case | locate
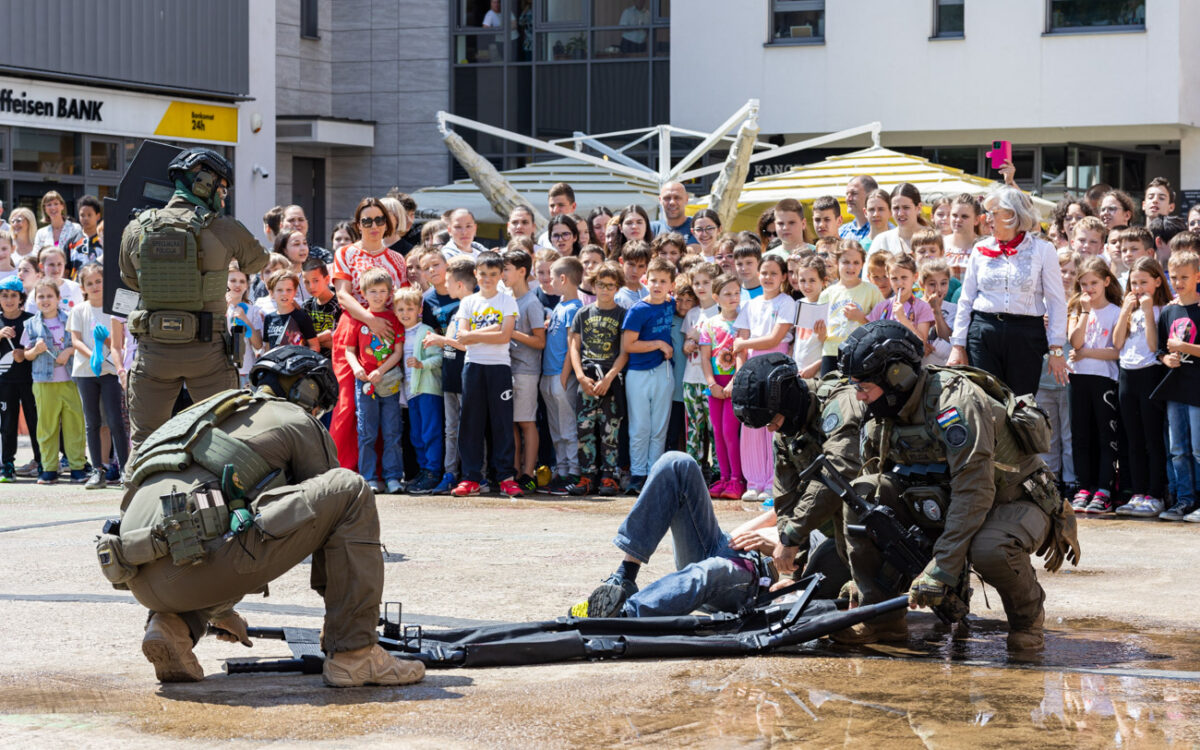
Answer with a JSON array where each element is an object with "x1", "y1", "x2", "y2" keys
[{"x1": 987, "y1": 140, "x2": 1012, "y2": 170}]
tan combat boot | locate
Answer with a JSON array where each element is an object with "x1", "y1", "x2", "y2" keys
[
  {"x1": 1006, "y1": 607, "x2": 1045, "y2": 652},
  {"x1": 830, "y1": 615, "x2": 908, "y2": 645},
  {"x1": 322, "y1": 644, "x2": 425, "y2": 688},
  {"x1": 142, "y1": 612, "x2": 204, "y2": 682}
]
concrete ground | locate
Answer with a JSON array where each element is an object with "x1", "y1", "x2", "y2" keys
[{"x1": 3, "y1": 441, "x2": 1200, "y2": 747}]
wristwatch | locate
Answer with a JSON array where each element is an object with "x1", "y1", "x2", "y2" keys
[{"x1": 1048, "y1": 346, "x2": 1064, "y2": 357}]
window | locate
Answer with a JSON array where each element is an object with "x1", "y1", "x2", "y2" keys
[
  {"x1": 933, "y1": 0, "x2": 963, "y2": 38},
  {"x1": 769, "y1": 0, "x2": 824, "y2": 44},
  {"x1": 12, "y1": 128, "x2": 80, "y2": 175},
  {"x1": 300, "y1": 0, "x2": 319, "y2": 39},
  {"x1": 1047, "y1": 0, "x2": 1144, "y2": 33}
]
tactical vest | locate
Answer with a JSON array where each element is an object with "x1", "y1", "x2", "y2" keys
[
  {"x1": 132, "y1": 206, "x2": 226, "y2": 312},
  {"x1": 126, "y1": 389, "x2": 288, "y2": 494},
  {"x1": 777, "y1": 375, "x2": 848, "y2": 472}
]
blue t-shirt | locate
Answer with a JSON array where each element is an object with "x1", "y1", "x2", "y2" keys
[
  {"x1": 622, "y1": 298, "x2": 674, "y2": 371},
  {"x1": 670, "y1": 314, "x2": 686, "y2": 401},
  {"x1": 649, "y1": 216, "x2": 696, "y2": 245},
  {"x1": 423, "y1": 287, "x2": 464, "y2": 393},
  {"x1": 542, "y1": 298, "x2": 582, "y2": 376}
]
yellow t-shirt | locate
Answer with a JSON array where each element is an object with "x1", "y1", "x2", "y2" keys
[{"x1": 818, "y1": 281, "x2": 884, "y2": 357}]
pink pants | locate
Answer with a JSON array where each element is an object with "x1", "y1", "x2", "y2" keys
[
  {"x1": 708, "y1": 373, "x2": 741, "y2": 483},
  {"x1": 740, "y1": 344, "x2": 788, "y2": 493}
]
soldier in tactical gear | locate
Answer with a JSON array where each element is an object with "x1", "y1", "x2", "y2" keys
[
  {"x1": 119, "y1": 147, "x2": 268, "y2": 452},
  {"x1": 731, "y1": 352, "x2": 867, "y2": 580},
  {"x1": 568, "y1": 353, "x2": 866, "y2": 619},
  {"x1": 97, "y1": 347, "x2": 424, "y2": 687},
  {"x1": 836, "y1": 320, "x2": 1080, "y2": 651}
]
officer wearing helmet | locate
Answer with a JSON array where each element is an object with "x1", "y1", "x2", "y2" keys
[
  {"x1": 835, "y1": 321, "x2": 1079, "y2": 651},
  {"x1": 730, "y1": 352, "x2": 867, "y2": 581},
  {"x1": 119, "y1": 147, "x2": 268, "y2": 452},
  {"x1": 98, "y1": 347, "x2": 423, "y2": 688}
]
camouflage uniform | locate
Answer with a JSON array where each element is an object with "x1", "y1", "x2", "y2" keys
[{"x1": 577, "y1": 379, "x2": 623, "y2": 481}]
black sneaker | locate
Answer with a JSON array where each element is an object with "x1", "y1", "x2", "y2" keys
[
  {"x1": 1160, "y1": 501, "x2": 1196, "y2": 521},
  {"x1": 517, "y1": 474, "x2": 538, "y2": 495},
  {"x1": 568, "y1": 574, "x2": 639, "y2": 618},
  {"x1": 567, "y1": 476, "x2": 595, "y2": 496},
  {"x1": 546, "y1": 476, "x2": 575, "y2": 496},
  {"x1": 0, "y1": 463, "x2": 14, "y2": 483}
]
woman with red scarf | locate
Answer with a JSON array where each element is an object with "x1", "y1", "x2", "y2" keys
[
  {"x1": 947, "y1": 185, "x2": 1068, "y2": 396},
  {"x1": 330, "y1": 198, "x2": 409, "y2": 469}
]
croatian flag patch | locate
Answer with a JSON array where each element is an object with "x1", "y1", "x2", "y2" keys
[{"x1": 936, "y1": 408, "x2": 962, "y2": 428}]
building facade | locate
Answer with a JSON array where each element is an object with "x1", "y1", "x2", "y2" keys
[{"x1": 673, "y1": 0, "x2": 1194, "y2": 207}]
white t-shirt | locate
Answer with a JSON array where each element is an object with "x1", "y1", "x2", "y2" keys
[
  {"x1": 401, "y1": 333, "x2": 417, "y2": 403},
  {"x1": 866, "y1": 229, "x2": 910, "y2": 260},
  {"x1": 456, "y1": 290, "x2": 520, "y2": 366},
  {"x1": 25, "y1": 278, "x2": 83, "y2": 314},
  {"x1": 923, "y1": 299, "x2": 957, "y2": 367},
  {"x1": 735, "y1": 292, "x2": 796, "y2": 348},
  {"x1": 682, "y1": 303, "x2": 718, "y2": 384},
  {"x1": 1119, "y1": 305, "x2": 1161, "y2": 370},
  {"x1": 67, "y1": 302, "x2": 117, "y2": 378},
  {"x1": 1073, "y1": 303, "x2": 1121, "y2": 381},
  {"x1": 792, "y1": 300, "x2": 824, "y2": 370}
]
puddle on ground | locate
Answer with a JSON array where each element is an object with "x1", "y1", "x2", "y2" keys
[{"x1": 584, "y1": 616, "x2": 1200, "y2": 747}]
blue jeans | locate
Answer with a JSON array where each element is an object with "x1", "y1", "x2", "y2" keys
[
  {"x1": 613, "y1": 451, "x2": 758, "y2": 617},
  {"x1": 625, "y1": 361, "x2": 673, "y2": 476},
  {"x1": 1167, "y1": 401, "x2": 1200, "y2": 506},
  {"x1": 355, "y1": 388, "x2": 403, "y2": 482},
  {"x1": 407, "y1": 393, "x2": 444, "y2": 473}
]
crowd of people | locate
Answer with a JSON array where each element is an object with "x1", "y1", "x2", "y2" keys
[{"x1": 3, "y1": 171, "x2": 1200, "y2": 524}]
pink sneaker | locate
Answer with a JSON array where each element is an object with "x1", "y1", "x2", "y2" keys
[
  {"x1": 721, "y1": 478, "x2": 746, "y2": 500},
  {"x1": 709, "y1": 479, "x2": 729, "y2": 499}
]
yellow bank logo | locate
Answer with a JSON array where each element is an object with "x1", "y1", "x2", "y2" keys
[{"x1": 155, "y1": 101, "x2": 238, "y2": 143}]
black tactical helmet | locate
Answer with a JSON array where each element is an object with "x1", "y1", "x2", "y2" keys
[
  {"x1": 167, "y1": 147, "x2": 234, "y2": 187},
  {"x1": 249, "y1": 346, "x2": 338, "y2": 415},
  {"x1": 731, "y1": 351, "x2": 811, "y2": 434},
  {"x1": 838, "y1": 321, "x2": 924, "y2": 416}
]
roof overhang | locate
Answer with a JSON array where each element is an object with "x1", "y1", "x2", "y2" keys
[{"x1": 276, "y1": 115, "x2": 375, "y2": 148}]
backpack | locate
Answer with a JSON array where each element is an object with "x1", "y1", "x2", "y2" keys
[{"x1": 926, "y1": 365, "x2": 1052, "y2": 455}]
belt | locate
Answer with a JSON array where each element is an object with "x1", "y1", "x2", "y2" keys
[{"x1": 974, "y1": 311, "x2": 1042, "y2": 324}]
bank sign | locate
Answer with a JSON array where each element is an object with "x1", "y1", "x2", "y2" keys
[{"x1": 0, "y1": 76, "x2": 238, "y2": 144}]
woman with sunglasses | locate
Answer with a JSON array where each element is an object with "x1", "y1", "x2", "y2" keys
[
  {"x1": 690, "y1": 209, "x2": 722, "y2": 262},
  {"x1": 329, "y1": 197, "x2": 410, "y2": 470},
  {"x1": 547, "y1": 214, "x2": 581, "y2": 256},
  {"x1": 756, "y1": 208, "x2": 776, "y2": 248}
]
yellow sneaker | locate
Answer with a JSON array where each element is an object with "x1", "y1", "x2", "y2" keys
[
  {"x1": 536, "y1": 465, "x2": 552, "y2": 487},
  {"x1": 322, "y1": 644, "x2": 425, "y2": 687}
]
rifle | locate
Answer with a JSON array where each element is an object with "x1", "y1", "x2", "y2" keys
[{"x1": 797, "y1": 454, "x2": 970, "y2": 625}]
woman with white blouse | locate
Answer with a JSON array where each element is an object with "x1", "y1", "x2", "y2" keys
[{"x1": 947, "y1": 185, "x2": 1068, "y2": 396}]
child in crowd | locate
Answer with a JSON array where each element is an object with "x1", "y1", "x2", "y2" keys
[
  {"x1": 667, "y1": 278, "x2": 698, "y2": 454},
  {"x1": 733, "y1": 255, "x2": 796, "y2": 505},
  {"x1": 911, "y1": 229, "x2": 962, "y2": 302},
  {"x1": 616, "y1": 241, "x2": 651, "y2": 309},
  {"x1": 273, "y1": 229, "x2": 312, "y2": 304},
  {"x1": 1071, "y1": 216, "x2": 1107, "y2": 259},
  {"x1": 818, "y1": 240, "x2": 881, "y2": 375},
  {"x1": 930, "y1": 196, "x2": 953, "y2": 235},
  {"x1": 443, "y1": 209, "x2": 488, "y2": 258},
  {"x1": 27, "y1": 248, "x2": 82, "y2": 313},
  {"x1": 621, "y1": 257, "x2": 676, "y2": 492},
  {"x1": 865, "y1": 252, "x2": 892, "y2": 300},
  {"x1": 681, "y1": 262, "x2": 718, "y2": 472},
  {"x1": 733, "y1": 240, "x2": 762, "y2": 301},
  {"x1": 542, "y1": 256, "x2": 585, "y2": 494},
  {"x1": 17, "y1": 256, "x2": 39, "y2": 299},
  {"x1": 1039, "y1": 250, "x2": 1077, "y2": 494},
  {"x1": 1113, "y1": 257, "x2": 1170, "y2": 517},
  {"x1": 406, "y1": 255, "x2": 426, "y2": 292},
  {"x1": 535, "y1": 248, "x2": 561, "y2": 310},
  {"x1": 251, "y1": 252, "x2": 291, "y2": 303},
  {"x1": 452, "y1": 252, "x2": 521, "y2": 498},
  {"x1": 262, "y1": 271, "x2": 320, "y2": 351},
  {"x1": 577, "y1": 244, "x2": 605, "y2": 305},
  {"x1": 1068, "y1": 256, "x2": 1123, "y2": 514},
  {"x1": 421, "y1": 256, "x2": 473, "y2": 494},
  {"x1": 919, "y1": 259, "x2": 957, "y2": 366},
  {"x1": 302, "y1": 258, "x2": 341, "y2": 359},
  {"x1": 17, "y1": 279, "x2": 85, "y2": 484},
  {"x1": 345, "y1": 268, "x2": 405, "y2": 494},
  {"x1": 67, "y1": 263, "x2": 128, "y2": 489},
  {"x1": 700, "y1": 273, "x2": 744, "y2": 500},
  {"x1": 792, "y1": 254, "x2": 828, "y2": 378},
  {"x1": 226, "y1": 263, "x2": 264, "y2": 388},
  {"x1": 944, "y1": 193, "x2": 981, "y2": 278},
  {"x1": 502, "y1": 249, "x2": 546, "y2": 494},
  {"x1": 713, "y1": 233, "x2": 737, "y2": 277},
  {"x1": 0, "y1": 276, "x2": 38, "y2": 481},
  {"x1": 395, "y1": 287, "x2": 443, "y2": 494},
  {"x1": 0, "y1": 230, "x2": 16, "y2": 282},
  {"x1": 651, "y1": 232, "x2": 685, "y2": 268},
  {"x1": 568, "y1": 262, "x2": 628, "y2": 497},
  {"x1": 1118, "y1": 227, "x2": 1157, "y2": 289},
  {"x1": 1156, "y1": 251, "x2": 1200, "y2": 521},
  {"x1": 867, "y1": 254, "x2": 934, "y2": 342}
]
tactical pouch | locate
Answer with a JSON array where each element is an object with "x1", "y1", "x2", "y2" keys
[
  {"x1": 901, "y1": 486, "x2": 949, "y2": 531},
  {"x1": 146, "y1": 311, "x2": 198, "y2": 344},
  {"x1": 1022, "y1": 468, "x2": 1063, "y2": 517},
  {"x1": 136, "y1": 212, "x2": 203, "y2": 311},
  {"x1": 192, "y1": 487, "x2": 231, "y2": 540},
  {"x1": 1008, "y1": 394, "x2": 1052, "y2": 455},
  {"x1": 96, "y1": 533, "x2": 137, "y2": 586},
  {"x1": 121, "y1": 525, "x2": 168, "y2": 565}
]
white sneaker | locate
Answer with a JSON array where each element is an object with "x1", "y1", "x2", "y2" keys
[
  {"x1": 741, "y1": 488, "x2": 759, "y2": 502},
  {"x1": 1115, "y1": 495, "x2": 1143, "y2": 515},
  {"x1": 1129, "y1": 496, "x2": 1164, "y2": 518},
  {"x1": 1184, "y1": 506, "x2": 1200, "y2": 523}
]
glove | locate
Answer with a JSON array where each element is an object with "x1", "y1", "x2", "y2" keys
[
  {"x1": 1038, "y1": 498, "x2": 1082, "y2": 573},
  {"x1": 90, "y1": 324, "x2": 109, "y2": 376},
  {"x1": 209, "y1": 610, "x2": 253, "y2": 647},
  {"x1": 908, "y1": 562, "x2": 949, "y2": 609}
]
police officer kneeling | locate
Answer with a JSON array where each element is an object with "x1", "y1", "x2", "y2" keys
[
  {"x1": 96, "y1": 346, "x2": 423, "y2": 687},
  {"x1": 836, "y1": 321, "x2": 1080, "y2": 651}
]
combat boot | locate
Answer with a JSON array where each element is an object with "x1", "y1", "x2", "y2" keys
[
  {"x1": 830, "y1": 615, "x2": 908, "y2": 645},
  {"x1": 142, "y1": 612, "x2": 204, "y2": 682},
  {"x1": 1006, "y1": 603, "x2": 1045, "y2": 653},
  {"x1": 322, "y1": 644, "x2": 425, "y2": 687}
]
